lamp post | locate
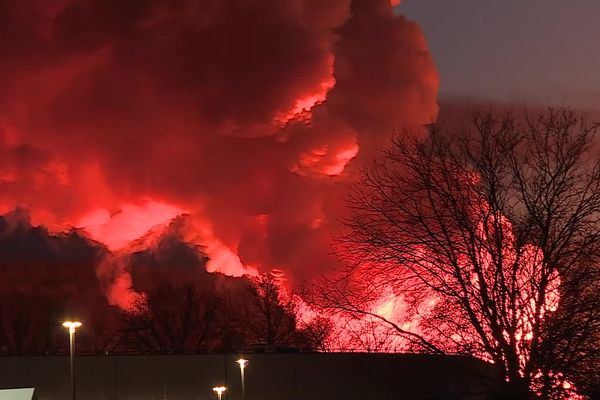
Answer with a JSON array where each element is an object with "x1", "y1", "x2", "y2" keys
[
  {"x1": 62, "y1": 321, "x2": 82, "y2": 400},
  {"x1": 212, "y1": 386, "x2": 226, "y2": 400},
  {"x1": 235, "y1": 358, "x2": 248, "y2": 400}
]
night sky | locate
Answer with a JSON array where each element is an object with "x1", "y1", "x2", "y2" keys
[
  {"x1": 2, "y1": 3, "x2": 600, "y2": 399},
  {"x1": 400, "y1": 0, "x2": 600, "y2": 109},
  {"x1": 0, "y1": 0, "x2": 599, "y2": 365}
]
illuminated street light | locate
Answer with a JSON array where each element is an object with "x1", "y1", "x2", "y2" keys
[
  {"x1": 212, "y1": 386, "x2": 227, "y2": 400},
  {"x1": 236, "y1": 358, "x2": 248, "y2": 400},
  {"x1": 62, "y1": 321, "x2": 82, "y2": 400}
]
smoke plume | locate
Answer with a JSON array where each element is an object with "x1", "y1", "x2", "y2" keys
[{"x1": 0, "y1": 0, "x2": 438, "y2": 308}]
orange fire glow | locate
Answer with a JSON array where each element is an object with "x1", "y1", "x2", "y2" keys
[
  {"x1": 0, "y1": 0, "x2": 441, "y2": 355},
  {"x1": 180, "y1": 215, "x2": 259, "y2": 278},
  {"x1": 293, "y1": 142, "x2": 359, "y2": 177},
  {"x1": 276, "y1": 56, "x2": 336, "y2": 126},
  {"x1": 321, "y1": 196, "x2": 562, "y2": 375},
  {"x1": 78, "y1": 200, "x2": 184, "y2": 250}
]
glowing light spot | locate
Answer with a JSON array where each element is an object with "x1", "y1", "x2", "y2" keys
[
  {"x1": 293, "y1": 142, "x2": 359, "y2": 177},
  {"x1": 289, "y1": 90, "x2": 330, "y2": 116},
  {"x1": 276, "y1": 56, "x2": 336, "y2": 126},
  {"x1": 204, "y1": 240, "x2": 252, "y2": 277},
  {"x1": 374, "y1": 297, "x2": 396, "y2": 320},
  {"x1": 309, "y1": 216, "x2": 324, "y2": 229},
  {"x1": 182, "y1": 216, "x2": 258, "y2": 278},
  {"x1": 96, "y1": 250, "x2": 147, "y2": 313},
  {"x1": 78, "y1": 200, "x2": 183, "y2": 250},
  {"x1": 322, "y1": 144, "x2": 359, "y2": 176},
  {"x1": 78, "y1": 208, "x2": 111, "y2": 227}
]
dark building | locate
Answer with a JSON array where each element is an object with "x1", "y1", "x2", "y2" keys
[{"x1": 0, "y1": 353, "x2": 499, "y2": 400}]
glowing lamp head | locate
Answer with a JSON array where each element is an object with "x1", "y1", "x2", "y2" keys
[
  {"x1": 212, "y1": 386, "x2": 226, "y2": 396},
  {"x1": 62, "y1": 321, "x2": 82, "y2": 333},
  {"x1": 236, "y1": 358, "x2": 248, "y2": 369}
]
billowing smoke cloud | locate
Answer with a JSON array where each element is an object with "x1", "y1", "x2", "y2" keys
[
  {"x1": 0, "y1": 210, "x2": 113, "y2": 352},
  {"x1": 0, "y1": 209, "x2": 103, "y2": 298},
  {"x1": 0, "y1": 0, "x2": 438, "y2": 307}
]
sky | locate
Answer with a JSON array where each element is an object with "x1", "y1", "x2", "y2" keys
[
  {"x1": 399, "y1": 0, "x2": 600, "y2": 109},
  {"x1": 0, "y1": 0, "x2": 438, "y2": 310},
  {"x1": 0, "y1": 0, "x2": 598, "y2": 315},
  {"x1": 1, "y1": 0, "x2": 599, "y2": 365}
]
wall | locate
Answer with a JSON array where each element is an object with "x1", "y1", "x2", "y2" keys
[{"x1": 0, "y1": 353, "x2": 498, "y2": 400}]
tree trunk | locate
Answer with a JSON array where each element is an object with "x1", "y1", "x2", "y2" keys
[{"x1": 495, "y1": 378, "x2": 530, "y2": 400}]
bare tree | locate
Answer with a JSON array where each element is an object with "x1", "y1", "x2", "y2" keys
[
  {"x1": 241, "y1": 273, "x2": 300, "y2": 348},
  {"x1": 120, "y1": 284, "x2": 223, "y2": 353},
  {"x1": 0, "y1": 293, "x2": 68, "y2": 355},
  {"x1": 77, "y1": 304, "x2": 123, "y2": 354},
  {"x1": 318, "y1": 109, "x2": 600, "y2": 398},
  {"x1": 293, "y1": 315, "x2": 334, "y2": 352},
  {"x1": 239, "y1": 273, "x2": 330, "y2": 351}
]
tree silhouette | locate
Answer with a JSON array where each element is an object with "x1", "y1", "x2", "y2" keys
[
  {"x1": 242, "y1": 273, "x2": 303, "y2": 348},
  {"x1": 240, "y1": 272, "x2": 331, "y2": 351},
  {"x1": 0, "y1": 293, "x2": 65, "y2": 355},
  {"x1": 318, "y1": 109, "x2": 600, "y2": 398},
  {"x1": 120, "y1": 284, "x2": 223, "y2": 353}
]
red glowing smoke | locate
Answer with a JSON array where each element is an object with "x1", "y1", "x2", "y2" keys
[{"x1": 0, "y1": 0, "x2": 438, "y2": 307}]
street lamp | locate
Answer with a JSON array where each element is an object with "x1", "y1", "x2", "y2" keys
[
  {"x1": 212, "y1": 386, "x2": 227, "y2": 400},
  {"x1": 62, "y1": 321, "x2": 82, "y2": 400},
  {"x1": 236, "y1": 358, "x2": 248, "y2": 400}
]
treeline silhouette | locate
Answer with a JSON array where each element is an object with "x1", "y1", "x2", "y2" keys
[{"x1": 0, "y1": 214, "x2": 328, "y2": 355}]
